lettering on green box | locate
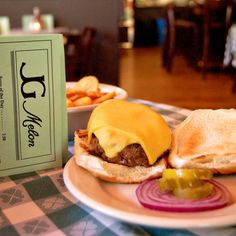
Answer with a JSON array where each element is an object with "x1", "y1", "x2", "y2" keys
[{"x1": 0, "y1": 35, "x2": 68, "y2": 176}]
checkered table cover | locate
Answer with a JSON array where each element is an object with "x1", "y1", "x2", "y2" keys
[{"x1": 0, "y1": 99, "x2": 236, "y2": 236}]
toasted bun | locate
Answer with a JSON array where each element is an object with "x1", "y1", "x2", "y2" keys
[
  {"x1": 74, "y1": 130, "x2": 166, "y2": 183},
  {"x1": 169, "y1": 109, "x2": 236, "y2": 174}
]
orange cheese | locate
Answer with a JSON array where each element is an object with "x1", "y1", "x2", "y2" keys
[{"x1": 87, "y1": 100, "x2": 171, "y2": 165}]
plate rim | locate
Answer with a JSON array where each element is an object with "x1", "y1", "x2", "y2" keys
[
  {"x1": 63, "y1": 157, "x2": 236, "y2": 229},
  {"x1": 66, "y1": 83, "x2": 128, "y2": 113}
]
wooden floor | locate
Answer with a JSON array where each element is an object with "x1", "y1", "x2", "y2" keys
[{"x1": 119, "y1": 47, "x2": 236, "y2": 110}]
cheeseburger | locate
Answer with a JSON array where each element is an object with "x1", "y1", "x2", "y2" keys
[{"x1": 74, "y1": 99, "x2": 171, "y2": 183}]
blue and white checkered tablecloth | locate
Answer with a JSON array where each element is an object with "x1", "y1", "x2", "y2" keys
[{"x1": 0, "y1": 99, "x2": 236, "y2": 236}]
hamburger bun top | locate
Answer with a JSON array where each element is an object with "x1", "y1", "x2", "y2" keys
[{"x1": 87, "y1": 100, "x2": 171, "y2": 165}]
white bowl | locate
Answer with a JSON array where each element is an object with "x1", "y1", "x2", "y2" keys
[{"x1": 67, "y1": 82, "x2": 128, "y2": 140}]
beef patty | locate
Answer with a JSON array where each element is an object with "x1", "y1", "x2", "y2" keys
[{"x1": 88, "y1": 135, "x2": 150, "y2": 167}]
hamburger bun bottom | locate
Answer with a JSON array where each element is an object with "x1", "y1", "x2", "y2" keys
[{"x1": 74, "y1": 130, "x2": 166, "y2": 183}]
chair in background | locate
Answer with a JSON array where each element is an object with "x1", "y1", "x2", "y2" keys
[
  {"x1": 64, "y1": 27, "x2": 97, "y2": 81},
  {"x1": 223, "y1": 23, "x2": 236, "y2": 94},
  {"x1": 80, "y1": 27, "x2": 97, "y2": 77},
  {"x1": 0, "y1": 16, "x2": 10, "y2": 35},
  {"x1": 200, "y1": 0, "x2": 233, "y2": 79},
  {"x1": 162, "y1": 3, "x2": 199, "y2": 72},
  {"x1": 64, "y1": 31, "x2": 81, "y2": 81},
  {"x1": 22, "y1": 14, "x2": 54, "y2": 31}
]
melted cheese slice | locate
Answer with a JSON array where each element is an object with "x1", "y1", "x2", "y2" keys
[{"x1": 87, "y1": 100, "x2": 171, "y2": 165}]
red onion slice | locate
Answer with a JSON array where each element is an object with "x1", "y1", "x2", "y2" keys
[{"x1": 136, "y1": 179, "x2": 232, "y2": 212}]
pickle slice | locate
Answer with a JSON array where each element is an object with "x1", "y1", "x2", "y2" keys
[
  {"x1": 162, "y1": 169, "x2": 213, "y2": 180},
  {"x1": 158, "y1": 177, "x2": 204, "y2": 192},
  {"x1": 173, "y1": 182, "x2": 214, "y2": 200}
]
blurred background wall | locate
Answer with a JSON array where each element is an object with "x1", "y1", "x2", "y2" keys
[{"x1": 0, "y1": 0, "x2": 123, "y2": 85}]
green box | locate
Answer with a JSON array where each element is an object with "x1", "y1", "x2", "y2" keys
[{"x1": 0, "y1": 34, "x2": 68, "y2": 176}]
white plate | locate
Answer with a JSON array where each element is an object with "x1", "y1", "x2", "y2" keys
[
  {"x1": 63, "y1": 157, "x2": 236, "y2": 229},
  {"x1": 66, "y1": 82, "x2": 128, "y2": 113}
]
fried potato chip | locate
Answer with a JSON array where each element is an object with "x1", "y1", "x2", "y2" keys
[
  {"x1": 69, "y1": 93, "x2": 86, "y2": 102},
  {"x1": 66, "y1": 98, "x2": 74, "y2": 107},
  {"x1": 92, "y1": 91, "x2": 116, "y2": 104},
  {"x1": 66, "y1": 88, "x2": 87, "y2": 98},
  {"x1": 76, "y1": 76, "x2": 99, "y2": 92},
  {"x1": 87, "y1": 91, "x2": 103, "y2": 99},
  {"x1": 73, "y1": 96, "x2": 93, "y2": 106}
]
